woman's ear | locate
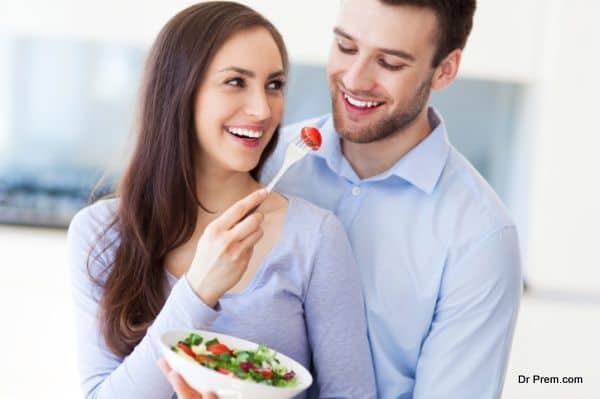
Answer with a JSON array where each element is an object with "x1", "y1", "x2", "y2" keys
[{"x1": 431, "y1": 49, "x2": 462, "y2": 91}]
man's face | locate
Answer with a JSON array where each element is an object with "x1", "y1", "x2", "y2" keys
[{"x1": 327, "y1": 0, "x2": 439, "y2": 143}]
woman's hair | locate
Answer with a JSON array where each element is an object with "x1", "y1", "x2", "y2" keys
[{"x1": 90, "y1": 1, "x2": 289, "y2": 357}]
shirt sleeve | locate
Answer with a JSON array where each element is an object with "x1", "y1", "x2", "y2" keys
[
  {"x1": 304, "y1": 213, "x2": 377, "y2": 399},
  {"x1": 67, "y1": 206, "x2": 220, "y2": 399},
  {"x1": 413, "y1": 226, "x2": 523, "y2": 399}
]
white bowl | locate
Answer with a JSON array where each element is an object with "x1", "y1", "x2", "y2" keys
[{"x1": 160, "y1": 329, "x2": 313, "y2": 399}]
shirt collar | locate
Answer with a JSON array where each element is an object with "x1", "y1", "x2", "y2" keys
[
  {"x1": 384, "y1": 107, "x2": 450, "y2": 194},
  {"x1": 313, "y1": 107, "x2": 450, "y2": 194}
]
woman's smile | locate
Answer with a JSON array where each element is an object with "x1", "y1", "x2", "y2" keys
[{"x1": 224, "y1": 124, "x2": 265, "y2": 148}]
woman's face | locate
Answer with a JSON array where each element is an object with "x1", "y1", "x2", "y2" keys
[{"x1": 194, "y1": 27, "x2": 286, "y2": 174}]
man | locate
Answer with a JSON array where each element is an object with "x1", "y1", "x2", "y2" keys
[{"x1": 162, "y1": 0, "x2": 522, "y2": 397}]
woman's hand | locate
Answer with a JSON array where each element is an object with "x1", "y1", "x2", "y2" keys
[
  {"x1": 186, "y1": 189, "x2": 268, "y2": 307},
  {"x1": 158, "y1": 358, "x2": 217, "y2": 399}
]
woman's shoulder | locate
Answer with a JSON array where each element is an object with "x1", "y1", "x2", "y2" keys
[
  {"x1": 283, "y1": 194, "x2": 347, "y2": 241},
  {"x1": 69, "y1": 197, "x2": 120, "y2": 240},
  {"x1": 67, "y1": 197, "x2": 122, "y2": 287},
  {"x1": 67, "y1": 198, "x2": 121, "y2": 275}
]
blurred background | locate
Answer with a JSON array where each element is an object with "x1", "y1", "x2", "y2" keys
[{"x1": 1, "y1": 0, "x2": 599, "y2": 397}]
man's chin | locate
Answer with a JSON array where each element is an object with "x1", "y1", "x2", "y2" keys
[{"x1": 332, "y1": 109, "x2": 377, "y2": 144}]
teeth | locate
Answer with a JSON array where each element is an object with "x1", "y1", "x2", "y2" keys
[
  {"x1": 227, "y1": 127, "x2": 263, "y2": 139},
  {"x1": 344, "y1": 94, "x2": 381, "y2": 109}
]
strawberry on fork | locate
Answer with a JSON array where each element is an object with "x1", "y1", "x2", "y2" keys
[
  {"x1": 264, "y1": 126, "x2": 322, "y2": 192},
  {"x1": 243, "y1": 127, "x2": 322, "y2": 218}
]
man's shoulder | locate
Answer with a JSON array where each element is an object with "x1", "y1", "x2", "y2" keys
[{"x1": 436, "y1": 146, "x2": 515, "y2": 244}]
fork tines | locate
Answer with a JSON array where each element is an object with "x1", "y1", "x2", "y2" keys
[{"x1": 293, "y1": 136, "x2": 311, "y2": 152}]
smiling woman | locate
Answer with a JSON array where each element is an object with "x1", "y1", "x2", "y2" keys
[
  {"x1": 194, "y1": 27, "x2": 286, "y2": 170},
  {"x1": 66, "y1": 2, "x2": 376, "y2": 399}
]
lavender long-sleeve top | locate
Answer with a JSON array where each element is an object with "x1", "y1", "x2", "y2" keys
[{"x1": 67, "y1": 195, "x2": 376, "y2": 399}]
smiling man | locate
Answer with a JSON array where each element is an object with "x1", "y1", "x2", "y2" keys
[{"x1": 262, "y1": 0, "x2": 522, "y2": 398}]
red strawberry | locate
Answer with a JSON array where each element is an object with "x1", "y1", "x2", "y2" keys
[{"x1": 301, "y1": 127, "x2": 322, "y2": 150}]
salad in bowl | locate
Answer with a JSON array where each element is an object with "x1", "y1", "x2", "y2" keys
[{"x1": 160, "y1": 329, "x2": 312, "y2": 399}]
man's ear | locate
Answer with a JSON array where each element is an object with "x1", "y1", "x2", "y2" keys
[{"x1": 431, "y1": 49, "x2": 462, "y2": 91}]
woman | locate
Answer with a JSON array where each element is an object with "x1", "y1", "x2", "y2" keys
[{"x1": 68, "y1": 2, "x2": 376, "y2": 398}]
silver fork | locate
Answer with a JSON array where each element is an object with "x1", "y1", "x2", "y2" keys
[
  {"x1": 265, "y1": 135, "x2": 314, "y2": 192},
  {"x1": 244, "y1": 136, "x2": 314, "y2": 217}
]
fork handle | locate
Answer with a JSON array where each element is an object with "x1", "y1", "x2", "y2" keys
[
  {"x1": 241, "y1": 165, "x2": 288, "y2": 220},
  {"x1": 265, "y1": 162, "x2": 291, "y2": 192}
]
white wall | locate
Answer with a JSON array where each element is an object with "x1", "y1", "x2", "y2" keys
[
  {"x1": 525, "y1": 0, "x2": 600, "y2": 292},
  {"x1": 1, "y1": 0, "x2": 543, "y2": 81},
  {"x1": 0, "y1": 39, "x2": 11, "y2": 155},
  {"x1": 0, "y1": 0, "x2": 339, "y2": 65}
]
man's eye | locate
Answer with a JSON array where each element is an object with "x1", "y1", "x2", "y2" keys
[
  {"x1": 378, "y1": 59, "x2": 405, "y2": 71},
  {"x1": 225, "y1": 77, "x2": 245, "y2": 87},
  {"x1": 337, "y1": 42, "x2": 357, "y2": 54},
  {"x1": 267, "y1": 80, "x2": 286, "y2": 90}
]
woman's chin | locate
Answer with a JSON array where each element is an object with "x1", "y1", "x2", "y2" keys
[{"x1": 226, "y1": 159, "x2": 260, "y2": 174}]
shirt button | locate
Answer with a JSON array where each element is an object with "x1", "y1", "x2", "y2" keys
[{"x1": 352, "y1": 186, "x2": 361, "y2": 196}]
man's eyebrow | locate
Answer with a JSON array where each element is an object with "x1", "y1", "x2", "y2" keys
[
  {"x1": 218, "y1": 67, "x2": 285, "y2": 80},
  {"x1": 333, "y1": 27, "x2": 354, "y2": 41},
  {"x1": 333, "y1": 27, "x2": 416, "y2": 63},
  {"x1": 379, "y1": 47, "x2": 416, "y2": 62}
]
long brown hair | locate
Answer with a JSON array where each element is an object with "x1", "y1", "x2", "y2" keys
[{"x1": 89, "y1": 1, "x2": 289, "y2": 357}]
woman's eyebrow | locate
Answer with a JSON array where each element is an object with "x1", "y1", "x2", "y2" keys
[
  {"x1": 268, "y1": 70, "x2": 286, "y2": 79},
  {"x1": 218, "y1": 66, "x2": 285, "y2": 80},
  {"x1": 218, "y1": 66, "x2": 255, "y2": 77}
]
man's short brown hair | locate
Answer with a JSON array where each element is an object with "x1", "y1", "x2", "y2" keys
[{"x1": 380, "y1": 0, "x2": 476, "y2": 66}]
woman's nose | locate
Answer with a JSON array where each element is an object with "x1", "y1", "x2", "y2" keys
[{"x1": 245, "y1": 90, "x2": 272, "y2": 120}]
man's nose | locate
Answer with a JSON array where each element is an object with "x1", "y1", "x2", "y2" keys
[{"x1": 342, "y1": 57, "x2": 376, "y2": 94}]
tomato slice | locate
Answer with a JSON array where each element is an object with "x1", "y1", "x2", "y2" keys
[
  {"x1": 206, "y1": 343, "x2": 234, "y2": 357},
  {"x1": 218, "y1": 367, "x2": 233, "y2": 376},
  {"x1": 195, "y1": 354, "x2": 215, "y2": 364},
  {"x1": 301, "y1": 127, "x2": 322, "y2": 150},
  {"x1": 176, "y1": 342, "x2": 196, "y2": 358},
  {"x1": 260, "y1": 369, "x2": 273, "y2": 379}
]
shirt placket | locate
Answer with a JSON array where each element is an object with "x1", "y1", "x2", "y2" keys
[{"x1": 335, "y1": 181, "x2": 365, "y2": 232}]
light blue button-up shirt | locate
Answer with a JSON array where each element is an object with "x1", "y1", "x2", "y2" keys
[{"x1": 261, "y1": 107, "x2": 522, "y2": 399}]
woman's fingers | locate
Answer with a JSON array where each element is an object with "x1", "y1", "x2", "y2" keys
[
  {"x1": 158, "y1": 358, "x2": 206, "y2": 399},
  {"x1": 171, "y1": 373, "x2": 204, "y2": 399},
  {"x1": 238, "y1": 228, "x2": 264, "y2": 254},
  {"x1": 229, "y1": 228, "x2": 263, "y2": 265},
  {"x1": 157, "y1": 358, "x2": 171, "y2": 374},
  {"x1": 211, "y1": 189, "x2": 268, "y2": 232},
  {"x1": 226, "y1": 211, "x2": 264, "y2": 243}
]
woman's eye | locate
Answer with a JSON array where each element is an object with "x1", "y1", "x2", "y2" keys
[
  {"x1": 267, "y1": 80, "x2": 286, "y2": 90},
  {"x1": 225, "y1": 77, "x2": 245, "y2": 87},
  {"x1": 337, "y1": 42, "x2": 357, "y2": 54}
]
